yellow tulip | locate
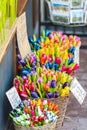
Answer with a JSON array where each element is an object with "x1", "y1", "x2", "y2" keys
[
  {"x1": 60, "y1": 89, "x2": 66, "y2": 97},
  {"x1": 50, "y1": 47, "x2": 54, "y2": 55},
  {"x1": 65, "y1": 87, "x2": 70, "y2": 95},
  {"x1": 62, "y1": 51, "x2": 68, "y2": 60},
  {"x1": 60, "y1": 77, "x2": 67, "y2": 84}
]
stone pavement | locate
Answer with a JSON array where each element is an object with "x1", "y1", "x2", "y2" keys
[{"x1": 61, "y1": 49, "x2": 87, "y2": 130}]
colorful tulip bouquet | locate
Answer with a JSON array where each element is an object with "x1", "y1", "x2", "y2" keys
[
  {"x1": 17, "y1": 53, "x2": 39, "y2": 76},
  {"x1": 9, "y1": 99, "x2": 59, "y2": 128},
  {"x1": 28, "y1": 30, "x2": 81, "y2": 74},
  {"x1": 14, "y1": 66, "x2": 73, "y2": 99},
  {"x1": 17, "y1": 49, "x2": 79, "y2": 76},
  {"x1": 29, "y1": 30, "x2": 81, "y2": 51}
]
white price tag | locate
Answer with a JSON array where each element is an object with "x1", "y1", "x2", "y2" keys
[
  {"x1": 74, "y1": 47, "x2": 79, "y2": 64},
  {"x1": 70, "y1": 78, "x2": 87, "y2": 105},
  {"x1": 17, "y1": 12, "x2": 31, "y2": 59},
  {"x1": 6, "y1": 87, "x2": 21, "y2": 109}
]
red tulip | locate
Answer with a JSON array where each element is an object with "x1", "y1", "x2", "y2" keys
[
  {"x1": 29, "y1": 83, "x2": 34, "y2": 91},
  {"x1": 40, "y1": 54, "x2": 47, "y2": 64},
  {"x1": 19, "y1": 91, "x2": 28, "y2": 98}
]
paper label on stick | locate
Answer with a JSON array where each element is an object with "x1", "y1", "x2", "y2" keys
[
  {"x1": 6, "y1": 87, "x2": 21, "y2": 109},
  {"x1": 70, "y1": 78, "x2": 86, "y2": 105},
  {"x1": 74, "y1": 47, "x2": 79, "y2": 64},
  {"x1": 17, "y1": 12, "x2": 31, "y2": 59}
]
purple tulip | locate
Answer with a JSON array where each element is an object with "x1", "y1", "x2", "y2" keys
[
  {"x1": 63, "y1": 82, "x2": 70, "y2": 88},
  {"x1": 51, "y1": 80, "x2": 57, "y2": 88},
  {"x1": 19, "y1": 59, "x2": 26, "y2": 66},
  {"x1": 17, "y1": 54, "x2": 22, "y2": 60},
  {"x1": 46, "y1": 92, "x2": 54, "y2": 98},
  {"x1": 31, "y1": 91, "x2": 39, "y2": 98},
  {"x1": 37, "y1": 77, "x2": 42, "y2": 84},
  {"x1": 22, "y1": 75, "x2": 27, "y2": 80},
  {"x1": 54, "y1": 92, "x2": 60, "y2": 98}
]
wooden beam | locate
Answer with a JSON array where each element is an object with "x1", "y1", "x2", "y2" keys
[{"x1": 17, "y1": 0, "x2": 29, "y2": 16}]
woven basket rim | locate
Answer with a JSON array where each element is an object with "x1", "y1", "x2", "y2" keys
[{"x1": 13, "y1": 119, "x2": 57, "y2": 129}]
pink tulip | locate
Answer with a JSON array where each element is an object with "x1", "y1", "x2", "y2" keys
[
  {"x1": 66, "y1": 67, "x2": 73, "y2": 74},
  {"x1": 61, "y1": 65, "x2": 67, "y2": 72},
  {"x1": 31, "y1": 110, "x2": 35, "y2": 117},
  {"x1": 58, "y1": 32, "x2": 63, "y2": 37},
  {"x1": 55, "y1": 57, "x2": 62, "y2": 64},
  {"x1": 49, "y1": 34, "x2": 54, "y2": 39},
  {"x1": 48, "y1": 55, "x2": 53, "y2": 62},
  {"x1": 73, "y1": 64, "x2": 80, "y2": 71}
]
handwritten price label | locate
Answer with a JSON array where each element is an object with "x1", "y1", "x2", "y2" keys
[
  {"x1": 74, "y1": 47, "x2": 79, "y2": 64},
  {"x1": 6, "y1": 87, "x2": 21, "y2": 109},
  {"x1": 17, "y1": 12, "x2": 31, "y2": 59},
  {"x1": 70, "y1": 78, "x2": 86, "y2": 105}
]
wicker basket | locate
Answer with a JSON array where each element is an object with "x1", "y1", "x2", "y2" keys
[
  {"x1": 24, "y1": 96, "x2": 69, "y2": 130},
  {"x1": 13, "y1": 119, "x2": 57, "y2": 130},
  {"x1": 46, "y1": 96, "x2": 69, "y2": 130},
  {"x1": 13, "y1": 96, "x2": 69, "y2": 130}
]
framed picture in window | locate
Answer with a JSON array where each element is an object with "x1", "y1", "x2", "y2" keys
[
  {"x1": 70, "y1": 0, "x2": 84, "y2": 9},
  {"x1": 70, "y1": 10, "x2": 84, "y2": 24}
]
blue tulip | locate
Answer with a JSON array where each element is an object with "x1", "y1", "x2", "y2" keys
[
  {"x1": 37, "y1": 38, "x2": 41, "y2": 44},
  {"x1": 68, "y1": 58, "x2": 74, "y2": 65},
  {"x1": 21, "y1": 70, "x2": 29, "y2": 76},
  {"x1": 45, "y1": 30, "x2": 51, "y2": 36},
  {"x1": 69, "y1": 46, "x2": 76, "y2": 54},
  {"x1": 45, "y1": 62, "x2": 49, "y2": 68},
  {"x1": 29, "y1": 36, "x2": 34, "y2": 43}
]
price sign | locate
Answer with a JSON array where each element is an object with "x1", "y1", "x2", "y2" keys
[
  {"x1": 6, "y1": 87, "x2": 21, "y2": 109},
  {"x1": 70, "y1": 78, "x2": 87, "y2": 105},
  {"x1": 17, "y1": 12, "x2": 31, "y2": 59},
  {"x1": 74, "y1": 47, "x2": 79, "y2": 64}
]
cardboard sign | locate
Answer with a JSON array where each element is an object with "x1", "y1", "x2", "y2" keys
[
  {"x1": 70, "y1": 78, "x2": 86, "y2": 105},
  {"x1": 17, "y1": 12, "x2": 31, "y2": 59},
  {"x1": 6, "y1": 87, "x2": 21, "y2": 109},
  {"x1": 74, "y1": 47, "x2": 79, "y2": 64}
]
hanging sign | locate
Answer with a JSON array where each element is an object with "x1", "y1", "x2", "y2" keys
[
  {"x1": 70, "y1": 78, "x2": 86, "y2": 105},
  {"x1": 6, "y1": 87, "x2": 22, "y2": 109},
  {"x1": 17, "y1": 12, "x2": 31, "y2": 59},
  {"x1": 74, "y1": 47, "x2": 79, "y2": 64}
]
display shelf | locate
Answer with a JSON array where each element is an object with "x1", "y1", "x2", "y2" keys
[
  {"x1": 38, "y1": 0, "x2": 87, "y2": 49},
  {"x1": 17, "y1": 0, "x2": 29, "y2": 16},
  {"x1": 0, "y1": 20, "x2": 17, "y2": 64}
]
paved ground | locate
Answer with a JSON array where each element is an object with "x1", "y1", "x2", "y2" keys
[{"x1": 61, "y1": 48, "x2": 87, "y2": 130}]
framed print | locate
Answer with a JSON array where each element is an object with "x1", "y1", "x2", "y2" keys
[
  {"x1": 51, "y1": 1, "x2": 70, "y2": 14},
  {"x1": 60, "y1": 0, "x2": 69, "y2": 2},
  {"x1": 70, "y1": 10, "x2": 84, "y2": 24},
  {"x1": 52, "y1": 12, "x2": 69, "y2": 24},
  {"x1": 70, "y1": 0, "x2": 84, "y2": 9},
  {"x1": 51, "y1": 0, "x2": 69, "y2": 3}
]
